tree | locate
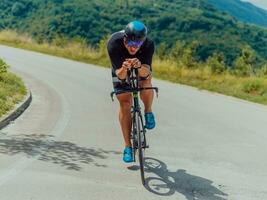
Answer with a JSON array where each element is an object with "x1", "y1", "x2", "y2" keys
[
  {"x1": 258, "y1": 63, "x2": 267, "y2": 77},
  {"x1": 234, "y1": 45, "x2": 255, "y2": 76},
  {"x1": 181, "y1": 41, "x2": 199, "y2": 68},
  {"x1": 170, "y1": 40, "x2": 185, "y2": 61},
  {"x1": 11, "y1": 2, "x2": 26, "y2": 16},
  {"x1": 206, "y1": 52, "x2": 226, "y2": 74},
  {"x1": 157, "y1": 42, "x2": 168, "y2": 60}
]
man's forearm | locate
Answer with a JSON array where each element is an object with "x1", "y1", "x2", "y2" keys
[
  {"x1": 138, "y1": 64, "x2": 151, "y2": 78},
  {"x1": 115, "y1": 66, "x2": 128, "y2": 80},
  {"x1": 116, "y1": 63, "x2": 151, "y2": 80}
]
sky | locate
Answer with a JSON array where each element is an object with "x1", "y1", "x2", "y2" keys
[{"x1": 242, "y1": 0, "x2": 267, "y2": 10}]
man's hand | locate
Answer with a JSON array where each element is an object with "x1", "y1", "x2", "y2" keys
[
  {"x1": 122, "y1": 60, "x2": 132, "y2": 70},
  {"x1": 126, "y1": 58, "x2": 141, "y2": 69}
]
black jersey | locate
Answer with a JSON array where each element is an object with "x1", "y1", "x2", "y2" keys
[{"x1": 107, "y1": 31, "x2": 155, "y2": 81}]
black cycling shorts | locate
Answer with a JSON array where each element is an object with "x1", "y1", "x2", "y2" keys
[{"x1": 113, "y1": 76, "x2": 150, "y2": 95}]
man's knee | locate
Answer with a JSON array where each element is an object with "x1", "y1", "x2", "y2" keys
[{"x1": 117, "y1": 93, "x2": 132, "y2": 110}]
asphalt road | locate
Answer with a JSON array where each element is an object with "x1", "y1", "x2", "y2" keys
[{"x1": 0, "y1": 45, "x2": 267, "y2": 200}]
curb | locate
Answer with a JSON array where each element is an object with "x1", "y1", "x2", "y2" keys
[{"x1": 0, "y1": 89, "x2": 32, "y2": 130}]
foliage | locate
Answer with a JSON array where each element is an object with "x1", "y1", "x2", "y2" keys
[
  {"x1": 242, "y1": 80, "x2": 264, "y2": 94},
  {"x1": 157, "y1": 42, "x2": 168, "y2": 60},
  {"x1": 259, "y1": 64, "x2": 267, "y2": 77},
  {"x1": 182, "y1": 41, "x2": 199, "y2": 68},
  {"x1": 233, "y1": 45, "x2": 256, "y2": 76},
  {"x1": 170, "y1": 41, "x2": 185, "y2": 60},
  {"x1": 2, "y1": 30, "x2": 267, "y2": 105},
  {"x1": 1, "y1": 0, "x2": 267, "y2": 66},
  {"x1": 208, "y1": 0, "x2": 267, "y2": 28},
  {"x1": 169, "y1": 40, "x2": 199, "y2": 68},
  {"x1": 206, "y1": 52, "x2": 226, "y2": 74},
  {"x1": 0, "y1": 58, "x2": 9, "y2": 74},
  {"x1": 0, "y1": 58, "x2": 26, "y2": 117}
]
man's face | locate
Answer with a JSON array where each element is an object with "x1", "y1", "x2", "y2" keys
[{"x1": 124, "y1": 38, "x2": 143, "y2": 55}]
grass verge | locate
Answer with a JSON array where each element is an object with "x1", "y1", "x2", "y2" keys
[
  {"x1": 0, "y1": 58, "x2": 27, "y2": 117},
  {"x1": 1, "y1": 30, "x2": 267, "y2": 106}
]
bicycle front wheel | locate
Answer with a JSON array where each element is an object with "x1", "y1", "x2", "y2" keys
[{"x1": 135, "y1": 111, "x2": 146, "y2": 185}]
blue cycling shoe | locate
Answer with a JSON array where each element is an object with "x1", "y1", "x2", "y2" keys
[
  {"x1": 123, "y1": 147, "x2": 133, "y2": 163},
  {"x1": 144, "y1": 112, "x2": 156, "y2": 130}
]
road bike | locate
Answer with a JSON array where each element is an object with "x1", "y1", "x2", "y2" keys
[{"x1": 111, "y1": 68, "x2": 158, "y2": 185}]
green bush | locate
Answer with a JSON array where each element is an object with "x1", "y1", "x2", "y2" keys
[
  {"x1": 206, "y1": 52, "x2": 226, "y2": 74},
  {"x1": 11, "y1": 2, "x2": 26, "y2": 16},
  {"x1": 242, "y1": 80, "x2": 264, "y2": 94},
  {"x1": 0, "y1": 57, "x2": 26, "y2": 117},
  {"x1": 258, "y1": 64, "x2": 267, "y2": 77},
  {"x1": 52, "y1": 35, "x2": 69, "y2": 47},
  {"x1": 0, "y1": 58, "x2": 8, "y2": 74},
  {"x1": 234, "y1": 46, "x2": 255, "y2": 77},
  {"x1": 157, "y1": 42, "x2": 168, "y2": 60}
]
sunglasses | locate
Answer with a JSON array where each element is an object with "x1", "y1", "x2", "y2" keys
[{"x1": 126, "y1": 40, "x2": 144, "y2": 48}]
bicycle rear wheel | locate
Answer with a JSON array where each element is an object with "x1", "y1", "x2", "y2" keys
[{"x1": 135, "y1": 111, "x2": 146, "y2": 185}]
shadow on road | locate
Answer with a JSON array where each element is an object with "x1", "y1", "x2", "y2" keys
[
  {"x1": 0, "y1": 133, "x2": 120, "y2": 171},
  {"x1": 143, "y1": 157, "x2": 228, "y2": 200}
]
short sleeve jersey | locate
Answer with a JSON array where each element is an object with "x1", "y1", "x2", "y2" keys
[{"x1": 107, "y1": 31, "x2": 155, "y2": 80}]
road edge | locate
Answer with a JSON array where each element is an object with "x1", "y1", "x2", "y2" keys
[{"x1": 0, "y1": 89, "x2": 32, "y2": 130}]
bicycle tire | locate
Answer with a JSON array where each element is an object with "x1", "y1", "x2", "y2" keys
[
  {"x1": 136, "y1": 111, "x2": 146, "y2": 185},
  {"x1": 131, "y1": 111, "x2": 137, "y2": 162}
]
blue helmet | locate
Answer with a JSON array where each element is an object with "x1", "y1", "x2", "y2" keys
[{"x1": 124, "y1": 21, "x2": 147, "y2": 42}]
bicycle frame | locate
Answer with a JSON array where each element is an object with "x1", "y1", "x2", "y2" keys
[{"x1": 110, "y1": 68, "x2": 158, "y2": 185}]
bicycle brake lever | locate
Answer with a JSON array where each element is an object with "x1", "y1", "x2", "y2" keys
[{"x1": 110, "y1": 92, "x2": 115, "y2": 101}]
